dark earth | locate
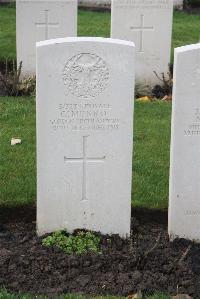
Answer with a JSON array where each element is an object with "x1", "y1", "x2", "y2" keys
[{"x1": 0, "y1": 206, "x2": 200, "y2": 298}]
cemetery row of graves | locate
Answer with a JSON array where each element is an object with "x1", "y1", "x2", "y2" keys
[{"x1": 0, "y1": 1, "x2": 200, "y2": 299}]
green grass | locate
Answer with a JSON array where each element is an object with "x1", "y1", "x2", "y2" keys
[
  {"x1": 0, "y1": 6, "x2": 200, "y2": 60},
  {"x1": 147, "y1": 296, "x2": 170, "y2": 299},
  {"x1": 133, "y1": 102, "x2": 171, "y2": 209},
  {"x1": 0, "y1": 97, "x2": 36, "y2": 207},
  {"x1": 0, "y1": 98, "x2": 171, "y2": 209},
  {"x1": 0, "y1": 291, "x2": 92, "y2": 299},
  {"x1": 172, "y1": 10, "x2": 200, "y2": 50},
  {"x1": 78, "y1": 9, "x2": 110, "y2": 38},
  {"x1": 0, "y1": 289, "x2": 170, "y2": 299},
  {"x1": 0, "y1": 5, "x2": 16, "y2": 60}
]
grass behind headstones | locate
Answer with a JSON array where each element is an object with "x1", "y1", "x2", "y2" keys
[
  {"x1": 0, "y1": 6, "x2": 16, "y2": 60},
  {"x1": 172, "y1": 11, "x2": 200, "y2": 50},
  {"x1": 0, "y1": 6, "x2": 200, "y2": 61},
  {"x1": 133, "y1": 102, "x2": 171, "y2": 209}
]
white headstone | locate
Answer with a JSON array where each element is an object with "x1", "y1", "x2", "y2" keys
[
  {"x1": 169, "y1": 43, "x2": 200, "y2": 241},
  {"x1": 111, "y1": 0, "x2": 173, "y2": 85},
  {"x1": 79, "y1": 0, "x2": 181, "y2": 8},
  {"x1": 16, "y1": 0, "x2": 77, "y2": 76},
  {"x1": 36, "y1": 37, "x2": 135, "y2": 237},
  {"x1": 173, "y1": 0, "x2": 183, "y2": 8}
]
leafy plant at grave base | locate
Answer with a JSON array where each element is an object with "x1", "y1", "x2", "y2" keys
[
  {"x1": 42, "y1": 230, "x2": 101, "y2": 255},
  {"x1": 0, "y1": 60, "x2": 36, "y2": 97},
  {"x1": 152, "y1": 64, "x2": 173, "y2": 100}
]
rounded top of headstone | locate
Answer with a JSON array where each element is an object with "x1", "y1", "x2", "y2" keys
[{"x1": 175, "y1": 43, "x2": 200, "y2": 54}]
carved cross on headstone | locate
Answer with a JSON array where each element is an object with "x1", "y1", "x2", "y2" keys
[
  {"x1": 130, "y1": 14, "x2": 154, "y2": 53},
  {"x1": 64, "y1": 136, "x2": 106, "y2": 202},
  {"x1": 35, "y1": 10, "x2": 59, "y2": 40}
]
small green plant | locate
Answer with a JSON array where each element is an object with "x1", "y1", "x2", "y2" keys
[{"x1": 42, "y1": 230, "x2": 101, "y2": 255}]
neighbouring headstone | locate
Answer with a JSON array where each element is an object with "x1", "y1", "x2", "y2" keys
[
  {"x1": 16, "y1": 0, "x2": 77, "y2": 75},
  {"x1": 36, "y1": 37, "x2": 135, "y2": 237},
  {"x1": 111, "y1": 0, "x2": 173, "y2": 85},
  {"x1": 169, "y1": 43, "x2": 200, "y2": 241}
]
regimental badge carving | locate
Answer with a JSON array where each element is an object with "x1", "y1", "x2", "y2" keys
[{"x1": 63, "y1": 53, "x2": 110, "y2": 99}]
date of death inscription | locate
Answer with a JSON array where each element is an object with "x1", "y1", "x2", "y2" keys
[{"x1": 50, "y1": 103, "x2": 120, "y2": 132}]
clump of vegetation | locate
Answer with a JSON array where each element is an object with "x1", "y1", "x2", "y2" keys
[
  {"x1": 135, "y1": 65, "x2": 173, "y2": 101},
  {"x1": 0, "y1": 60, "x2": 36, "y2": 97},
  {"x1": 152, "y1": 64, "x2": 173, "y2": 100},
  {"x1": 42, "y1": 230, "x2": 101, "y2": 255}
]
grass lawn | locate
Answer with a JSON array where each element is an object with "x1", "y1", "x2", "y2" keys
[
  {"x1": 172, "y1": 11, "x2": 200, "y2": 50},
  {"x1": 0, "y1": 97, "x2": 36, "y2": 207},
  {"x1": 0, "y1": 5, "x2": 16, "y2": 60},
  {"x1": 0, "y1": 289, "x2": 171, "y2": 299},
  {"x1": 0, "y1": 5, "x2": 200, "y2": 60},
  {"x1": 0, "y1": 98, "x2": 171, "y2": 209},
  {"x1": 133, "y1": 101, "x2": 171, "y2": 209}
]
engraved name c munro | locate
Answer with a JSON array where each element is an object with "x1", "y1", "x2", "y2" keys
[{"x1": 63, "y1": 53, "x2": 109, "y2": 99}]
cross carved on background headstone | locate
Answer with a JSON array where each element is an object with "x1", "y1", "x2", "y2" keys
[
  {"x1": 35, "y1": 10, "x2": 59, "y2": 39},
  {"x1": 130, "y1": 14, "x2": 154, "y2": 53}
]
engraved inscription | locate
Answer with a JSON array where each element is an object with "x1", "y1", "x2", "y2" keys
[
  {"x1": 130, "y1": 14, "x2": 154, "y2": 53},
  {"x1": 186, "y1": 210, "x2": 200, "y2": 216},
  {"x1": 63, "y1": 53, "x2": 109, "y2": 99},
  {"x1": 35, "y1": 10, "x2": 59, "y2": 39},
  {"x1": 64, "y1": 136, "x2": 105, "y2": 202},
  {"x1": 50, "y1": 103, "x2": 120, "y2": 131},
  {"x1": 184, "y1": 108, "x2": 200, "y2": 136}
]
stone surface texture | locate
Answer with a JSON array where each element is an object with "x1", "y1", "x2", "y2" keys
[
  {"x1": 111, "y1": 0, "x2": 173, "y2": 85},
  {"x1": 16, "y1": 0, "x2": 77, "y2": 75},
  {"x1": 36, "y1": 37, "x2": 135, "y2": 237},
  {"x1": 169, "y1": 43, "x2": 200, "y2": 241},
  {"x1": 78, "y1": 0, "x2": 182, "y2": 8}
]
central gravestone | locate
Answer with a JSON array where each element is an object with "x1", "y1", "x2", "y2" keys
[
  {"x1": 36, "y1": 37, "x2": 135, "y2": 237},
  {"x1": 111, "y1": 0, "x2": 173, "y2": 85}
]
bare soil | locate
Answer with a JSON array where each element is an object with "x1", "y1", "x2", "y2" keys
[{"x1": 0, "y1": 206, "x2": 200, "y2": 298}]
